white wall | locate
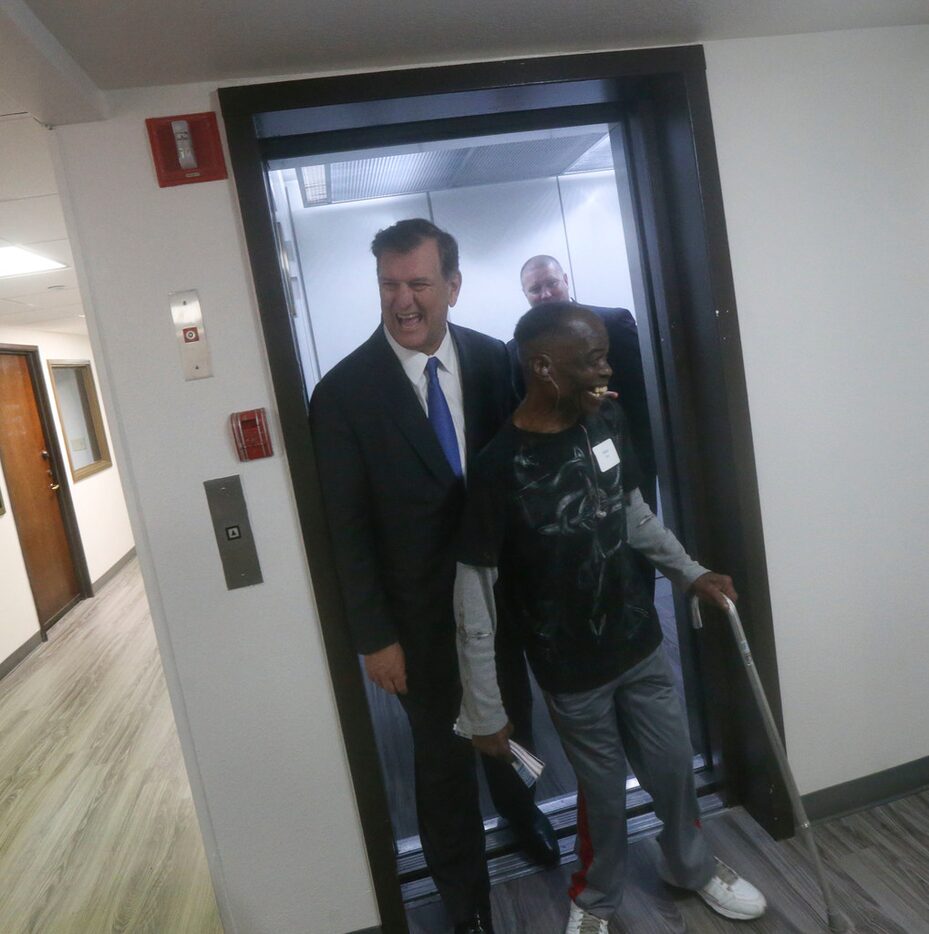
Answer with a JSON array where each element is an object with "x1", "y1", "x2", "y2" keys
[
  {"x1": 289, "y1": 171, "x2": 635, "y2": 381},
  {"x1": 432, "y1": 175, "x2": 571, "y2": 339},
  {"x1": 560, "y1": 171, "x2": 635, "y2": 312},
  {"x1": 46, "y1": 24, "x2": 929, "y2": 934},
  {"x1": 437, "y1": 172, "x2": 635, "y2": 327},
  {"x1": 705, "y1": 25, "x2": 929, "y2": 794},
  {"x1": 53, "y1": 83, "x2": 377, "y2": 934},
  {"x1": 0, "y1": 325, "x2": 134, "y2": 661}
]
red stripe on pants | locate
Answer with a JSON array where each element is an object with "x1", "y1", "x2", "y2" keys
[{"x1": 569, "y1": 788, "x2": 595, "y2": 902}]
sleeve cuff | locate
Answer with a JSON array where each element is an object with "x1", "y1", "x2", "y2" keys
[{"x1": 455, "y1": 705, "x2": 509, "y2": 739}]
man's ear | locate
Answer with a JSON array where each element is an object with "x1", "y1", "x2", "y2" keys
[
  {"x1": 447, "y1": 270, "x2": 463, "y2": 307},
  {"x1": 531, "y1": 353, "x2": 553, "y2": 381}
]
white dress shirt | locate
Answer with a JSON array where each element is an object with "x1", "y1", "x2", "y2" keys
[{"x1": 383, "y1": 325, "x2": 467, "y2": 476}]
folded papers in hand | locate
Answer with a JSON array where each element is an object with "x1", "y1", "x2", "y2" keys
[
  {"x1": 508, "y1": 739, "x2": 544, "y2": 787},
  {"x1": 453, "y1": 724, "x2": 546, "y2": 786}
]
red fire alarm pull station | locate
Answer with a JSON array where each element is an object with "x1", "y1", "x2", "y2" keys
[
  {"x1": 146, "y1": 112, "x2": 228, "y2": 187},
  {"x1": 231, "y1": 408, "x2": 273, "y2": 461}
]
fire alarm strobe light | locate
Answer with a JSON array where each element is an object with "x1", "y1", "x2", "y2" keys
[{"x1": 146, "y1": 112, "x2": 228, "y2": 188}]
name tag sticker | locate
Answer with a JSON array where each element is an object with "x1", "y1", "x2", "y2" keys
[{"x1": 591, "y1": 438, "x2": 620, "y2": 473}]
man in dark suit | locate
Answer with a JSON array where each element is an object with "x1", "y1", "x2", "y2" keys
[{"x1": 310, "y1": 220, "x2": 556, "y2": 934}]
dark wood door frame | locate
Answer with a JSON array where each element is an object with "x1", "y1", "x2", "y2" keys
[
  {"x1": 0, "y1": 344, "x2": 92, "y2": 637},
  {"x1": 609, "y1": 81, "x2": 793, "y2": 837},
  {"x1": 219, "y1": 45, "x2": 791, "y2": 932}
]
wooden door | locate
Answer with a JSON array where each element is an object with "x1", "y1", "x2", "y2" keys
[{"x1": 0, "y1": 350, "x2": 82, "y2": 628}]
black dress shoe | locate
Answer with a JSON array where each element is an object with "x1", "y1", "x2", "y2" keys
[
  {"x1": 508, "y1": 805, "x2": 560, "y2": 866},
  {"x1": 454, "y1": 908, "x2": 494, "y2": 933}
]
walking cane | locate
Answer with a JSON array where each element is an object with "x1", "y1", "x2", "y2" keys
[{"x1": 690, "y1": 594, "x2": 850, "y2": 932}]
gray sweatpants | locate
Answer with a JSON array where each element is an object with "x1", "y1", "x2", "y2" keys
[{"x1": 545, "y1": 646, "x2": 716, "y2": 918}]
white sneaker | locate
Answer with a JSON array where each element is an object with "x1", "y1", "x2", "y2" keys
[
  {"x1": 697, "y1": 858, "x2": 767, "y2": 920},
  {"x1": 565, "y1": 900, "x2": 609, "y2": 934}
]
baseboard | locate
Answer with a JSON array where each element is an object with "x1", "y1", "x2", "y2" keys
[
  {"x1": 802, "y1": 755, "x2": 929, "y2": 822},
  {"x1": 348, "y1": 928, "x2": 382, "y2": 934},
  {"x1": 0, "y1": 632, "x2": 43, "y2": 683},
  {"x1": 91, "y1": 547, "x2": 137, "y2": 593}
]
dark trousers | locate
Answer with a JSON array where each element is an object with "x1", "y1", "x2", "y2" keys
[
  {"x1": 399, "y1": 628, "x2": 536, "y2": 924},
  {"x1": 399, "y1": 687, "x2": 488, "y2": 924}
]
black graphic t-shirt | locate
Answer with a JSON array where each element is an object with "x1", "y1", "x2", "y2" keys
[{"x1": 458, "y1": 401, "x2": 662, "y2": 694}]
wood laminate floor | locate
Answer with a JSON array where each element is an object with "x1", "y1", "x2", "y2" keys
[
  {"x1": 0, "y1": 559, "x2": 222, "y2": 934},
  {"x1": 408, "y1": 791, "x2": 929, "y2": 933}
]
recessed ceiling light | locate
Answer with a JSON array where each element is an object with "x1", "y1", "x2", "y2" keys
[{"x1": 0, "y1": 246, "x2": 67, "y2": 279}]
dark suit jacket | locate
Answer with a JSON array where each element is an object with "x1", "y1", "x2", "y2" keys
[
  {"x1": 507, "y1": 304, "x2": 657, "y2": 493},
  {"x1": 309, "y1": 324, "x2": 513, "y2": 683}
]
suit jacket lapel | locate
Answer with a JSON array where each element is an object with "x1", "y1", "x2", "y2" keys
[{"x1": 365, "y1": 328, "x2": 456, "y2": 484}]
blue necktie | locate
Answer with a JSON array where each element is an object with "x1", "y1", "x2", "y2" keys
[{"x1": 425, "y1": 356, "x2": 463, "y2": 478}]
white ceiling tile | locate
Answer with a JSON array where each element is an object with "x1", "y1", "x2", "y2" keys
[
  {"x1": 4, "y1": 287, "x2": 82, "y2": 309},
  {"x1": 0, "y1": 304, "x2": 83, "y2": 327},
  {"x1": 0, "y1": 296, "x2": 30, "y2": 316},
  {"x1": 17, "y1": 238, "x2": 73, "y2": 265},
  {"x1": 0, "y1": 194, "x2": 67, "y2": 245},
  {"x1": 0, "y1": 265, "x2": 78, "y2": 298},
  {"x1": 0, "y1": 116, "x2": 57, "y2": 201}
]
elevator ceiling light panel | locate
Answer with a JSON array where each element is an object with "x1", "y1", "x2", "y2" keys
[
  {"x1": 300, "y1": 164, "x2": 330, "y2": 206},
  {"x1": 295, "y1": 127, "x2": 614, "y2": 207},
  {"x1": 563, "y1": 134, "x2": 614, "y2": 175},
  {"x1": 0, "y1": 246, "x2": 67, "y2": 279}
]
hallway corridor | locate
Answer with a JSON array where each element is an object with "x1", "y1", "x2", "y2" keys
[{"x1": 0, "y1": 560, "x2": 222, "y2": 933}]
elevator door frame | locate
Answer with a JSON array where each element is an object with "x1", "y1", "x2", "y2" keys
[{"x1": 219, "y1": 45, "x2": 790, "y2": 933}]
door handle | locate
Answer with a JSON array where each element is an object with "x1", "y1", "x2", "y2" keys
[{"x1": 49, "y1": 482, "x2": 60, "y2": 491}]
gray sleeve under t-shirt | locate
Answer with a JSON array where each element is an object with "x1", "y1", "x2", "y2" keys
[{"x1": 624, "y1": 488, "x2": 708, "y2": 590}]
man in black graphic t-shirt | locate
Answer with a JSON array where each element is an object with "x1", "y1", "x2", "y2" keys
[
  {"x1": 453, "y1": 303, "x2": 767, "y2": 934},
  {"x1": 458, "y1": 400, "x2": 658, "y2": 695}
]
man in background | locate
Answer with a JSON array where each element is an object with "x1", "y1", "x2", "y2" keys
[{"x1": 310, "y1": 219, "x2": 556, "y2": 934}]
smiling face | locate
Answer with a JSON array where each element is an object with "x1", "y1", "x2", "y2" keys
[
  {"x1": 544, "y1": 313, "x2": 613, "y2": 416},
  {"x1": 378, "y1": 238, "x2": 461, "y2": 354},
  {"x1": 521, "y1": 259, "x2": 571, "y2": 306}
]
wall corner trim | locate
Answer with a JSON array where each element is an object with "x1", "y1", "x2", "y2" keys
[{"x1": 803, "y1": 756, "x2": 929, "y2": 822}]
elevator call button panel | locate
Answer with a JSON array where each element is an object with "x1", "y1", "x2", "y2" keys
[{"x1": 203, "y1": 475, "x2": 263, "y2": 590}]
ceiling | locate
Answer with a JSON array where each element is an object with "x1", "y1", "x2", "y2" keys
[
  {"x1": 14, "y1": 0, "x2": 929, "y2": 91},
  {"x1": 0, "y1": 0, "x2": 927, "y2": 336},
  {"x1": 0, "y1": 113, "x2": 85, "y2": 334}
]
